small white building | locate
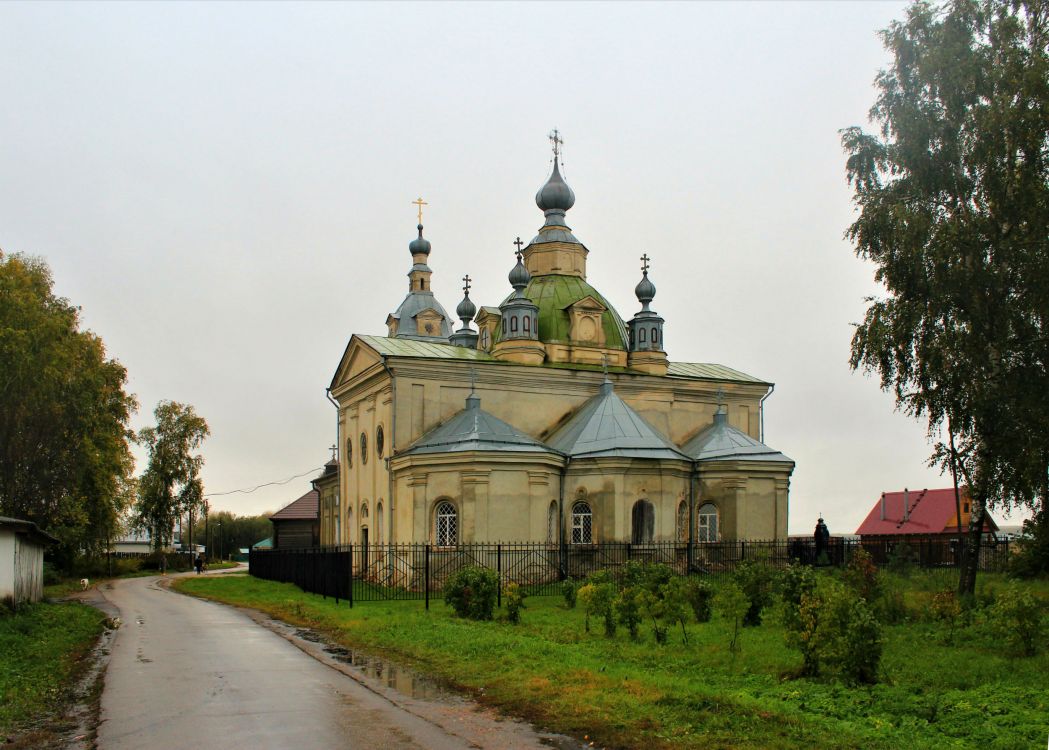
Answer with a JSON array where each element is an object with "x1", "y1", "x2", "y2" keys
[{"x1": 0, "y1": 516, "x2": 58, "y2": 606}]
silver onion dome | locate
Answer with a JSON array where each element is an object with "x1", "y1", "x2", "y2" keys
[
  {"x1": 535, "y1": 158, "x2": 576, "y2": 212},
  {"x1": 408, "y1": 224, "x2": 431, "y2": 256}
]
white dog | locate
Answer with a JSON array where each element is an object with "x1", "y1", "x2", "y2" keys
[{"x1": 80, "y1": 578, "x2": 89, "y2": 590}]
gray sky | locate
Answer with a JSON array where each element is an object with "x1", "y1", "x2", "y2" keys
[{"x1": 2, "y1": 1, "x2": 1018, "y2": 534}]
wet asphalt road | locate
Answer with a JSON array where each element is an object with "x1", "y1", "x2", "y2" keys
[{"x1": 95, "y1": 572, "x2": 572, "y2": 750}]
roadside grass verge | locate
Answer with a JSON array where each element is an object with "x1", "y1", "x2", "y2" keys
[
  {"x1": 176, "y1": 573, "x2": 1048, "y2": 750},
  {"x1": 0, "y1": 601, "x2": 107, "y2": 734}
]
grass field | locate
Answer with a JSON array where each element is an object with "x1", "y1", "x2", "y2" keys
[
  {"x1": 175, "y1": 572, "x2": 1049, "y2": 750},
  {"x1": 0, "y1": 601, "x2": 107, "y2": 734}
]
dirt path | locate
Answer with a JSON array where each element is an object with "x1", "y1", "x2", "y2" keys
[{"x1": 93, "y1": 573, "x2": 580, "y2": 749}]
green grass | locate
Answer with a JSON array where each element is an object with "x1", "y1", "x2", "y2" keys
[
  {"x1": 0, "y1": 601, "x2": 107, "y2": 733},
  {"x1": 175, "y1": 572, "x2": 1049, "y2": 750}
]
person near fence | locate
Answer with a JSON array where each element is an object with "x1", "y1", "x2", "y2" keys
[
  {"x1": 814, "y1": 517, "x2": 830, "y2": 561},
  {"x1": 194, "y1": 553, "x2": 204, "y2": 575}
]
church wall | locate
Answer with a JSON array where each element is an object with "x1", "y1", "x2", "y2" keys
[
  {"x1": 391, "y1": 460, "x2": 562, "y2": 543},
  {"x1": 389, "y1": 361, "x2": 768, "y2": 454},
  {"x1": 698, "y1": 464, "x2": 791, "y2": 541},
  {"x1": 338, "y1": 376, "x2": 393, "y2": 545},
  {"x1": 563, "y1": 462, "x2": 691, "y2": 543}
]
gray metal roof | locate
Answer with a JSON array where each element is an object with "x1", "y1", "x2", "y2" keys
[
  {"x1": 547, "y1": 381, "x2": 690, "y2": 461},
  {"x1": 666, "y1": 361, "x2": 768, "y2": 384},
  {"x1": 403, "y1": 394, "x2": 561, "y2": 456},
  {"x1": 357, "y1": 335, "x2": 495, "y2": 361},
  {"x1": 0, "y1": 516, "x2": 59, "y2": 545},
  {"x1": 389, "y1": 291, "x2": 454, "y2": 340},
  {"x1": 682, "y1": 410, "x2": 793, "y2": 464}
]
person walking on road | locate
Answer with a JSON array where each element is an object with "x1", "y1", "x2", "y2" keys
[{"x1": 194, "y1": 554, "x2": 204, "y2": 575}]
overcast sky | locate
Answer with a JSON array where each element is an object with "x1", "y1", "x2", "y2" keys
[{"x1": 2, "y1": 2, "x2": 1020, "y2": 534}]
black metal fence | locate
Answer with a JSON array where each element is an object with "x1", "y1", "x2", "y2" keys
[{"x1": 248, "y1": 536, "x2": 1012, "y2": 607}]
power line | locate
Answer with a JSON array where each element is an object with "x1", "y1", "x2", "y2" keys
[{"x1": 205, "y1": 466, "x2": 324, "y2": 498}]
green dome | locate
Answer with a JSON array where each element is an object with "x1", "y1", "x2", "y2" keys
[{"x1": 495, "y1": 275, "x2": 628, "y2": 348}]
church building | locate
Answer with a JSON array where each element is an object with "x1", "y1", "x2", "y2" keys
[{"x1": 325, "y1": 136, "x2": 794, "y2": 548}]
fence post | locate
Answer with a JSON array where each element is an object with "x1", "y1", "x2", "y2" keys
[
  {"x1": 497, "y1": 544, "x2": 502, "y2": 609},
  {"x1": 425, "y1": 544, "x2": 431, "y2": 611},
  {"x1": 741, "y1": 540, "x2": 746, "y2": 561},
  {"x1": 348, "y1": 544, "x2": 354, "y2": 608}
]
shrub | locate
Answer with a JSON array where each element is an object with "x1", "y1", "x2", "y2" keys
[
  {"x1": 733, "y1": 560, "x2": 776, "y2": 627},
  {"x1": 1009, "y1": 507, "x2": 1049, "y2": 578},
  {"x1": 843, "y1": 547, "x2": 880, "y2": 602},
  {"x1": 779, "y1": 563, "x2": 818, "y2": 633},
  {"x1": 989, "y1": 584, "x2": 1045, "y2": 656},
  {"x1": 685, "y1": 578, "x2": 714, "y2": 623},
  {"x1": 715, "y1": 581, "x2": 750, "y2": 653},
  {"x1": 561, "y1": 578, "x2": 578, "y2": 609},
  {"x1": 504, "y1": 583, "x2": 526, "y2": 625},
  {"x1": 578, "y1": 582, "x2": 617, "y2": 637},
  {"x1": 651, "y1": 577, "x2": 692, "y2": 644},
  {"x1": 930, "y1": 589, "x2": 962, "y2": 643},
  {"x1": 615, "y1": 585, "x2": 645, "y2": 641},
  {"x1": 886, "y1": 542, "x2": 915, "y2": 576},
  {"x1": 443, "y1": 566, "x2": 499, "y2": 621},
  {"x1": 785, "y1": 580, "x2": 883, "y2": 683}
]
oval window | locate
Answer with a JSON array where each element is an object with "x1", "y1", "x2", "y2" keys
[
  {"x1": 376, "y1": 425, "x2": 385, "y2": 459},
  {"x1": 360, "y1": 432, "x2": 368, "y2": 465},
  {"x1": 346, "y1": 437, "x2": 353, "y2": 468}
]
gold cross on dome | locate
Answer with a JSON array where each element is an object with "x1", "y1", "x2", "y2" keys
[
  {"x1": 548, "y1": 129, "x2": 563, "y2": 160},
  {"x1": 462, "y1": 274, "x2": 471, "y2": 295},
  {"x1": 640, "y1": 253, "x2": 650, "y2": 274},
  {"x1": 411, "y1": 196, "x2": 428, "y2": 224}
]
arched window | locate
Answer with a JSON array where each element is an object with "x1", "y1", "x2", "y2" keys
[
  {"x1": 523, "y1": 315, "x2": 530, "y2": 334},
  {"x1": 697, "y1": 503, "x2": 719, "y2": 542},
  {"x1": 346, "y1": 507, "x2": 353, "y2": 544},
  {"x1": 360, "y1": 432, "x2": 368, "y2": 465},
  {"x1": 376, "y1": 501, "x2": 384, "y2": 543},
  {"x1": 676, "y1": 500, "x2": 688, "y2": 541},
  {"x1": 631, "y1": 499, "x2": 655, "y2": 544},
  {"x1": 547, "y1": 501, "x2": 558, "y2": 544},
  {"x1": 502, "y1": 319, "x2": 507, "y2": 335},
  {"x1": 511, "y1": 316, "x2": 518, "y2": 333},
  {"x1": 571, "y1": 502, "x2": 592, "y2": 545},
  {"x1": 376, "y1": 425, "x2": 385, "y2": 459},
  {"x1": 651, "y1": 328, "x2": 659, "y2": 345},
  {"x1": 435, "y1": 501, "x2": 458, "y2": 547},
  {"x1": 639, "y1": 327, "x2": 647, "y2": 343}
]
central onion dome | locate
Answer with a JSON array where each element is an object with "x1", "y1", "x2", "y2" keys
[
  {"x1": 535, "y1": 158, "x2": 576, "y2": 213},
  {"x1": 408, "y1": 224, "x2": 431, "y2": 256},
  {"x1": 635, "y1": 271, "x2": 656, "y2": 311},
  {"x1": 456, "y1": 291, "x2": 477, "y2": 321}
]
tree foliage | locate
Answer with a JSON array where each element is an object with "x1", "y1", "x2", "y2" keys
[
  {"x1": 136, "y1": 401, "x2": 209, "y2": 550},
  {"x1": 0, "y1": 252, "x2": 136, "y2": 563},
  {"x1": 842, "y1": 0, "x2": 1049, "y2": 592}
]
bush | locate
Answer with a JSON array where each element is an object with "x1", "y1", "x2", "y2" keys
[
  {"x1": 615, "y1": 586, "x2": 645, "y2": 641},
  {"x1": 578, "y1": 582, "x2": 617, "y2": 637},
  {"x1": 930, "y1": 589, "x2": 962, "y2": 643},
  {"x1": 1009, "y1": 507, "x2": 1049, "y2": 578},
  {"x1": 877, "y1": 586, "x2": 910, "y2": 625},
  {"x1": 785, "y1": 580, "x2": 883, "y2": 683},
  {"x1": 685, "y1": 578, "x2": 714, "y2": 623},
  {"x1": 886, "y1": 542, "x2": 915, "y2": 576},
  {"x1": 715, "y1": 581, "x2": 750, "y2": 653},
  {"x1": 561, "y1": 578, "x2": 578, "y2": 609},
  {"x1": 504, "y1": 583, "x2": 526, "y2": 625},
  {"x1": 733, "y1": 560, "x2": 776, "y2": 627},
  {"x1": 651, "y1": 577, "x2": 692, "y2": 645},
  {"x1": 989, "y1": 584, "x2": 1045, "y2": 656},
  {"x1": 843, "y1": 548, "x2": 880, "y2": 602},
  {"x1": 443, "y1": 566, "x2": 499, "y2": 621},
  {"x1": 779, "y1": 563, "x2": 818, "y2": 634}
]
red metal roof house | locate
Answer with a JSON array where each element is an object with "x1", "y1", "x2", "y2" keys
[{"x1": 855, "y1": 487, "x2": 998, "y2": 538}]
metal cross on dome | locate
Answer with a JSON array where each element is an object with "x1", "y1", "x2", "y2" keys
[
  {"x1": 329, "y1": 443, "x2": 337, "y2": 462},
  {"x1": 469, "y1": 367, "x2": 478, "y2": 395},
  {"x1": 514, "y1": 236, "x2": 524, "y2": 260},
  {"x1": 412, "y1": 196, "x2": 428, "y2": 224},
  {"x1": 640, "y1": 253, "x2": 651, "y2": 274},
  {"x1": 462, "y1": 274, "x2": 471, "y2": 295},
  {"x1": 715, "y1": 387, "x2": 726, "y2": 407},
  {"x1": 548, "y1": 129, "x2": 563, "y2": 160}
]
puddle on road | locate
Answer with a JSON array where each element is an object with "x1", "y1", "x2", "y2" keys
[
  {"x1": 312, "y1": 637, "x2": 451, "y2": 702},
  {"x1": 286, "y1": 624, "x2": 589, "y2": 749}
]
